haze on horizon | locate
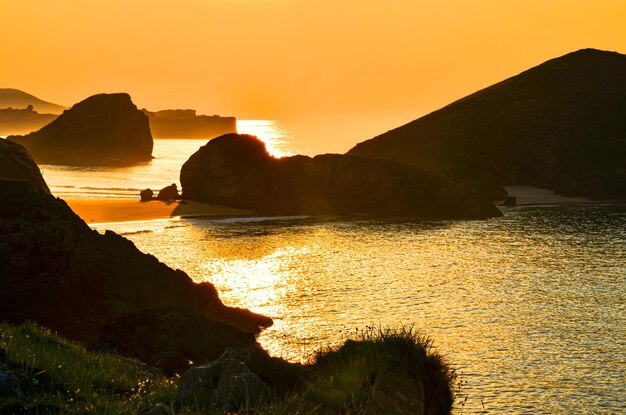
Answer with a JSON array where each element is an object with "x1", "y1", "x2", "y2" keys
[{"x1": 2, "y1": 0, "x2": 625, "y2": 154}]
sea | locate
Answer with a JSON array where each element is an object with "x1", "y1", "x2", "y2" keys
[{"x1": 31, "y1": 120, "x2": 626, "y2": 414}]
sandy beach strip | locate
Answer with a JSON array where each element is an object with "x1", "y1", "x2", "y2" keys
[
  {"x1": 65, "y1": 198, "x2": 252, "y2": 224},
  {"x1": 502, "y1": 185, "x2": 596, "y2": 205}
]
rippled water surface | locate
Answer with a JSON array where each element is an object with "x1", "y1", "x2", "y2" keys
[{"x1": 99, "y1": 206, "x2": 626, "y2": 414}]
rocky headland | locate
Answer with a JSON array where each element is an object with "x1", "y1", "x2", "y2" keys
[
  {"x1": 180, "y1": 133, "x2": 501, "y2": 219},
  {"x1": 348, "y1": 49, "x2": 626, "y2": 200},
  {"x1": 0, "y1": 140, "x2": 271, "y2": 375},
  {"x1": 143, "y1": 108, "x2": 236, "y2": 139},
  {"x1": 7, "y1": 93, "x2": 153, "y2": 165}
]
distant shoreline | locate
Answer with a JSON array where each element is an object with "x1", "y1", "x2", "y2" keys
[
  {"x1": 502, "y1": 185, "x2": 625, "y2": 206},
  {"x1": 65, "y1": 198, "x2": 251, "y2": 224}
]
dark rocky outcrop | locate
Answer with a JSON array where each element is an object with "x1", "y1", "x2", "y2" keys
[
  {"x1": 0, "y1": 179, "x2": 272, "y2": 346},
  {"x1": 180, "y1": 134, "x2": 500, "y2": 219},
  {"x1": 0, "y1": 139, "x2": 50, "y2": 194},
  {"x1": 140, "y1": 188, "x2": 154, "y2": 201},
  {"x1": 157, "y1": 183, "x2": 179, "y2": 201},
  {"x1": 143, "y1": 109, "x2": 236, "y2": 139},
  {"x1": 178, "y1": 348, "x2": 271, "y2": 412},
  {"x1": 348, "y1": 49, "x2": 626, "y2": 199},
  {"x1": 8, "y1": 93, "x2": 153, "y2": 165},
  {"x1": 94, "y1": 305, "x2": 257, "y2": 375}
]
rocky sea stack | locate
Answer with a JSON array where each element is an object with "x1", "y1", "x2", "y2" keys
[
  {"x1": 180, "y1": 133, "x2": 500, "y2": 219},
  {"x1": 348, "y1": 49, "x2": 626, "y2": 199},
  {"x1": 7, "y1": 93, "x2": 153, "y2": 165}
]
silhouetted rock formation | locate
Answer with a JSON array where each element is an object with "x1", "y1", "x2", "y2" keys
[
  {"x1": 0, "y1": 88, "x2": 65, "y2": 115},
  {"x1": 143, "y1": 109, "x2": 236, "y2": 139},
  {"x1": 0, "y1": 139, "x2": 50, "y2": 194},
  {"x1": 157, "y1": 183, "x2": 179, "y2": 201},
  {"x1": 180, "y1": 134, "x2": 500, "y2": 219},
  {"x1": 0, "y1": 106, "x2": 58, "y2": 136},
  {"x1": 140, "y1": 188, "x2": 154, "y2": 201},
  {"x1": 94, "y1": 305, "x2": 257, "y2": 375},
  {"x1": 348, "y1": 49, "x2": 626, "y2": 199},
  {"x1": 0, "y1": 179, "x2": 272, "y2": 346},
  {"x1": 8, "y1": 93, "x2": 153, "y2": 165}
]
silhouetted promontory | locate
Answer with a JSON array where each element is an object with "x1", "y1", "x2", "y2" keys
[
  {"x1": 180, "y1": 134, "x2": 501, "y2": 219},
  {"x1": 348, "y1": 49, "x2": 626, "y2": 199},
  {"x1": 143, "y1": 109, "x2": 236, "y2": 139},
  {"x1": 7, "y1": 93, "x2": 153, "y2": 165},
  {"x1": 0, "y1": 141, "x2": 272, "y2": 354}
]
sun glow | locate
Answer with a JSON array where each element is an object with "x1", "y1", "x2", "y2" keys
[{"x1": 236, "y1": 120, "x2": 293, "y2": 158}]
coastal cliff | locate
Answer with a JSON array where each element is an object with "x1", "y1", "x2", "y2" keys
[
  {"x1": 348, "y1": 49, "x2": 626, "y2": 199},
  {"x1": 7, "y1": 93, "x2": 153, "y2": 165},
  {"x1": 0, "y1": 140, "x2": 271, "y2": 356},
  {"x1": 180, "y1": 133, "x2": 500, "y2": 219}
]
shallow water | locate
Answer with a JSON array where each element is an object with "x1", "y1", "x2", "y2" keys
[{"x1": 98, "y1": 206, "x2": 626, "y2": 414}]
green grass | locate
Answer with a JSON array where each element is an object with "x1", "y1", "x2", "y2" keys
[
  {"x1": 0, "y1": 323, "x2": 457, "y2": 414},
  {"x1": 0, "y1": 323, "x2": 179, "y2": 414}
]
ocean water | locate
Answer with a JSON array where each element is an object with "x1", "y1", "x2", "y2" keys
[
  {"x1": 38, "y1": 120, "x2": 293, "y2": 199},
  {"x1": 28, "y1": 123, "x2": 626, "y2": 414}
]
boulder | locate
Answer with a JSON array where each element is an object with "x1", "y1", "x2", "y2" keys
[
  {"x1": 0, "y1": 370, "x2": 23, "y2": 398},
  {"x1": 0, "y1": 178, "x2": 272, "y2": 346},
  {"x1": 156, "y1": 183, "x2": 179, "y2": 201},
  {"x1": 0, "y1": 139, "x2": 50, "y2": 194},
  {"x1": 180, "y1": 134, "x2": 501, "y2": 219},
  {"x1": 178, "y1": 348, "x2": 270, "y2": 412},
  {"x1": 94, "y1": 305, "x2": 257, "y2": 375},
  {"x1": 7, "y1": 93, "x2": 153, "y2": 165},
  {"x1": 140, "y1": 188, "x2": 154, "y2": 201}
]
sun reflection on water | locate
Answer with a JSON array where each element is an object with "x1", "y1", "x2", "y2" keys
[{"x1": 236, "y1": 119, "x2": 294, "y2": 158}]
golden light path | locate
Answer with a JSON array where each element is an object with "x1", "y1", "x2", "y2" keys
[{"x1": 236, "y1": 120, "x2": 294, "y2": 158}]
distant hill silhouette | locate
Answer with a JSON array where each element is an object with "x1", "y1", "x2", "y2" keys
[
  {"x1": 348, "y1": 49, "x2": 626, "y2": 199},
  {"x1": 0, "y1": 88, "x2": 65, "y2": 114}
]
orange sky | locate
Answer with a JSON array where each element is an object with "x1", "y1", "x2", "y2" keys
[{"x1": 1, "y1": 0, "x2": 625, "y2": 154}]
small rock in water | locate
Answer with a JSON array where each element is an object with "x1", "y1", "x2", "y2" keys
[
  {"x1": 140, "y1": 188, "x2": 154, "y2": 201},
  {"x1": 157, "y1": 183, "x2": 179, "y2": 201}
]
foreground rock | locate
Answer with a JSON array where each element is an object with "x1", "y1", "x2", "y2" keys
[
  {"x1": 179, "y1": 349, "x2": 271, "y2": 412},
  {"x1": 94, "y1": 305, "x2": 257, "y2": 375},
  {"x1": 0, "y1": 139, "x2": 50, "y2": 194},
  {"x1": 0, "y1": 146, "x2": 272, "y2": 347},
  {"x1": 348, "y1": 49, "x2": 626, "y2": 199},
  {"x1": 180, "y1": 134, "x2": 500, "y2": 219},
  {"x1": 8, "y1": 93, "x2": 153, "y2": 165}
]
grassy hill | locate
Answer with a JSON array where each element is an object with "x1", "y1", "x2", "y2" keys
[{"x1": 348, "y1": 49, "x2": 626, "y2": 199}]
